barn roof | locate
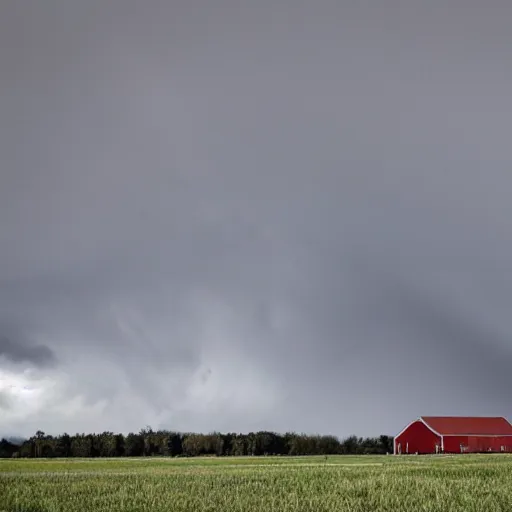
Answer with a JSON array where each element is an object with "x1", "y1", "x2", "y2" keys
[{"x1": 421, "y1": 416, "x2": 512, "y2": 436}]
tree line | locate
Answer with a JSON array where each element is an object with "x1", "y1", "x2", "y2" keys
[{"x1": 0, "y1": 428, "x2": 393, "y2": 459}]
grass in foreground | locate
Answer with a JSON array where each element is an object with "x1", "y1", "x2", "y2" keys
[{"x1": 1, "y1": 455, "x2": 511, "y2": 511}]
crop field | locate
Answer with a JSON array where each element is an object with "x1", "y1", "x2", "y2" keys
[{"x1": 1, "y1": 455, "x2": 512, "y2": 511}]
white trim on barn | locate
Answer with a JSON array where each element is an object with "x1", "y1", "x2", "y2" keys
[
  {"x1": 418, "y1": 417, "x2": 444, "y2": 438},
  {"x1": 394, "y1": 419, "x2": 420, "y2": 441},
  {"x1": 502, "y1": 417, "x2": 512, "y2": 428},
  {"x1": 394, "y1": 420, "x2": 415, "y2": 455},
  {"x1": 419, "y1": 417, "x2": 445, "y2": 451}
]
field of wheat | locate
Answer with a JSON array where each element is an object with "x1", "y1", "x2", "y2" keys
[{"x1": 1, "y1": 454, "x2": 511, "y2": 511}]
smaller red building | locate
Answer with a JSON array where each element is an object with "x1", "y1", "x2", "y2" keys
[{"x1": 394, "y1": 416, "x2": 512, "y2": 454}]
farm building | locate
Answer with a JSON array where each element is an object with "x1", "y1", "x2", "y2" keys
[{"x1": 394, "y1": 416, "x2": 512, "y2": 454}]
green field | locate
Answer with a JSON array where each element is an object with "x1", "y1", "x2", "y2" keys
[{"x1": 1, "y1": 455, "x2": 511, "y2": 511}]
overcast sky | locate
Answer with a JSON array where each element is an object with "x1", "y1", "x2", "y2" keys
[{"x1": 1, "y1": 0, "x2": 512, "y2": 439}]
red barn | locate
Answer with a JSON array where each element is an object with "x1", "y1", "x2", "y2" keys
[{"x1": 394, "y1": 416, "x2": 512, "y2": 454}]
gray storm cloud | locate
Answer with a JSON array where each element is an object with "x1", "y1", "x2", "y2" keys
[
  {"x1": 0, "y1": 335, "x2": 56, "y2": 368},
  {"x1": 1, "y1": 0, "x2": 512, "y2": 438}
]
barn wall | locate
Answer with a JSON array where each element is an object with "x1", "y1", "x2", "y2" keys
[
  {"x1": 442, "y1": 436, "x2": 468, "y2": 453},
  {"x1": 395, "y1": 421, "x2": 441, "y2": 454},
  {"x1": 444, "y1": 436, "x2": 512, "y2": 453}
]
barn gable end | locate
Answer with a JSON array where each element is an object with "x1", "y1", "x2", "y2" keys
[{"x1": 394, "y1": 419, "x2": 442, "y2": 455}]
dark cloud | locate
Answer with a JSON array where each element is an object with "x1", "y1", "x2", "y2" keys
[
  {"x1": 356, "y1": 267, "x2": 512, "y2": 399},
  {"x1": 1, "y1": 0, "x2": 512, "y2": 438},
  {"x1": 0, "y1": 335, "x2": 57, "y2": 368}
]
